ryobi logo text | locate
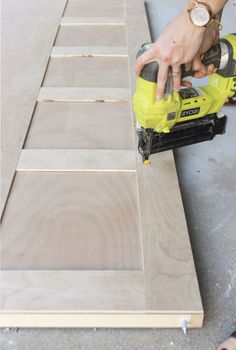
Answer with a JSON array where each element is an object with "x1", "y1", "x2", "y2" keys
[{"x1": 181, "y1": 107, "x2": 200, "y2": 118}]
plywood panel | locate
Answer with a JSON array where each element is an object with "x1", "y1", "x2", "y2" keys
[
  {"x1": 1, "y1": 172, "x2": 142, "y2": 270},
  {"x1": 24, "y1": 102, "x2": 134, "y2": 150},
  {"x1": 55, "y1": 25, "x2": 127, "y2": 47},
  {"x1": 1, "y1": 271, "x2": 145, "y2": 310},
  {"x1": 1, "y1": 0, "x2": 67, "y2": 217},
  {"x1": 43, "y1": 57, "x2": 130, "y2": 88},
  {"x1": 64, "y1": 0, "x2": 125, "y2": 17}
]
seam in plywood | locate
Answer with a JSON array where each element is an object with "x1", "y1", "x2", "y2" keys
[
  {"x1": 51, "y1": 46, "x2": 128, "y2": 58},
  {"x1": 61, "y1": 17, "x2": 126, "y2": 26},
  {"x1": 37, "y1": 87, "x2": 131, "y2": 103}
]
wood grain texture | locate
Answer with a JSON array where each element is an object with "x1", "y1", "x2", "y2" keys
[
  {"x1": 64, "y1": 0, "x2": 125, "y2": 17},
  {"x1": 1, "y1": 0, "x2": 67, "y2": 217},
  {"x1": 55, "y1": 25, "x2": 127, "y2": 47},
  {"x1": 24, "y1": 102, "x2": 134, "y2": 150},
  {"x1": 125, "y1": 0, "x2": 203, "y2": 313},
  {"x1": 1, "y1": 271, "x2": 145, "y2": 310},
  {"x1": 1, "y1": 172, "x2": 142, "y2": 270},
  {"x1": 43, "y1": 57, "x2": 130, "y2": 88},
  {"x1": 37, "y1": 87, "x2": 131, "y2": 102},
  {"x1": 136, "y1": 154, "x2": 203, "y2": 311},
  {"x1": 51, "y1": 46, "x2": 128, "y2": 57},
  {"x1": 17, "y1": 150, "x2": 136, "y2": 172},
  {"x1": 61, "y1": 17, "x2": 125, "y2": 25}
]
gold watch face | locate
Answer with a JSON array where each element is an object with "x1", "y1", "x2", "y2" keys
[{"x1": 190, "y1": 5, "x2": 211, "y2": 26}]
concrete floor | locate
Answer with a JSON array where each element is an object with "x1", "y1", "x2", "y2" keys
[{"x1": 1, "y1": 1, "x2": 236, "y2": 349}]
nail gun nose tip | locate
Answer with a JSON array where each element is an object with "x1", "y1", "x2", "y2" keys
[{"x1": 143, "y1": 159, "x2": 151, "y2": 165}]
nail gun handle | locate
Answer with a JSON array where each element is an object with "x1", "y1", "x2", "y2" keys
[
  {"x1": 138, "y1": 40, "x2": 223, "y2": 81},
  {"x1": 181, "y1": 42, "x2": 222, "y2": 79}
]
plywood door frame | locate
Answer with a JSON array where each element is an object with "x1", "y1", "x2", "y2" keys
[{"x1": 0, "y1": 0, "x2": 203, "y2": 328}]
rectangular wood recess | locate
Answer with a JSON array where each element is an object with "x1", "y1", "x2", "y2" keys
[{"x1": 0, "y1": 0, "x2": 203, "y2": 328}]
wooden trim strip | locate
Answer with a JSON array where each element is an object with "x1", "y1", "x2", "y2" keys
[
  {"x1": 60, "y1": 17, "x2": 126, "y2": 26},
  {"x1": 37, "y1": 87, "x2": 131, "y2": 102},
  {"x1": 0, "y1": 313, "x2": 203, "y2": 328},
  {"x1": 51, "y1": 46, "x2": 128, "y2": 57},
  {"x1": 17, "y1": 150, "x2": 136, "y2": 172}
]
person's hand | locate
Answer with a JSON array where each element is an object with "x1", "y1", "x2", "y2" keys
[{"x1": 135, "y1": 8, "x2": 207, "y2": 100}]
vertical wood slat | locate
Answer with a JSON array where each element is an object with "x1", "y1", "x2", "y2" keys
[{"x1": 125, "y1": 0, "x2": 203, "y2": 313}]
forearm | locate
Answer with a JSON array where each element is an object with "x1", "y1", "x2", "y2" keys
[{"x1": 188, "y1": 0, "x2": 228, "y2": 15}]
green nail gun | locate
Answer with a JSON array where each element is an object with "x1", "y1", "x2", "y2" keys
[{"x1": 133, "y1": 33, "x2": 236, "y2": 164}]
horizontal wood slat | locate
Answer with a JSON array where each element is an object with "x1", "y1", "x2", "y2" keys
[
  {"x1": 17, "y1": 150, "x2": 136, "y2": 172},
  {"x1": 1, "y1": 271, "x2": 145, "y2": 310}
]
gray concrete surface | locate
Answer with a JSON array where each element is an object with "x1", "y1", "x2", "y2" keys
[{"x1": 1, "y1": 1, "x2": 236, "y2": 349}]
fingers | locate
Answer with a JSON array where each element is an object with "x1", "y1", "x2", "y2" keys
[
  {"x1": 172, "y1": 65, "x2": 181, "y2": 93},
  {"x1": 135, "y1": 48, "x2": 156, "y2": 76},
  {"x1": 192, "y1": 57, "x2": 215, "y2": 78},
  {"x1": 185, "y1": 62, "x2": 192, "y2": 72},
  {"x1": 192, "y1": 56, "x2": 207, "y2": 78},
  {"x1": 206, "y1": 63, "x2": 215, "y2": 75},
  {"x1": 182, "y1": 80, "x2": 192, "y2": 88},
  {"x1": 156, "y1": 63, "x2": 169, "y2": 100}
]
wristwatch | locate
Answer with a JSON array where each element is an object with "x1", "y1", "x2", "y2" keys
[{"x1": 188, "y1": 0, "x2": 214, "y2": 27}]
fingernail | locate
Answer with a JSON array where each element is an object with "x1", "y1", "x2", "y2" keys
[{"x1": 156, "y1": 95, "x2": 162, "y2": 101}]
